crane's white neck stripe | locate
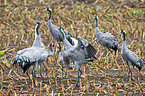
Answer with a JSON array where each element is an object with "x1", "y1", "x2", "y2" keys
[
  {"x1": 35, "y1": 24, "x2": 38, "y2": 31},
  {"x1": 35, "y1": 24, "x2": 39, "y2": 35}
]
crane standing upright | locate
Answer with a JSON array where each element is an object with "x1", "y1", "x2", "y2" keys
[
  {"x1": 44, "y1": 8, "x2": 73, "y2": 52},
  {"x1": 94, "y1": 16, "x2": 120, "y2": 55},
  {"x1": 13, "y1": 22, "x2": 54, "y2": 87},
  {"x1": 121, "y1": 30, "x2": 143, "y2": 81}
]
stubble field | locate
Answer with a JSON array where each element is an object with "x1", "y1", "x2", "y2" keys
[{"x1": 0, "y1": 0, "x2": 145, "y2": 95}]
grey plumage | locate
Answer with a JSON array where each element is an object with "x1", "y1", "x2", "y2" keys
[
  {"x1": 13, "y1": 22, "x2": 54, "y2": 87},
  {"x1": 94, "y1": 16, "x2": 120, "y2": 54},
  {"x1": 44, "y1": 8, "x2": 73, "y2": 51},
  {"x1": 59, "y1": 27, "x2": 96, "y2": 87},
  {"x1": 59, "y1": 50, "x2": 72, "y2": 69},
  {"x1": 121, "y1": 30, "x2": 143, "y2": 81},
  {"x1": 59, "y1": 50, "x2": 72, "y2": 79}
]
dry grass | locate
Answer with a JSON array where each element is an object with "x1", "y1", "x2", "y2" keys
[{"x1": 0, "y1": 0, "x2": 145, "y2": 95}]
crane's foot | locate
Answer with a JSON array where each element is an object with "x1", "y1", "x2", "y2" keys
[
  {"x1": 74, "y1": 70, "x2": 80, "y2": 89},
  {"x1": 58, "y1": 44, "x2": 61, "y2": 52}
]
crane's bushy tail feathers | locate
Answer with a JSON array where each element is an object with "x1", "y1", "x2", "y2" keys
[
  {"x1": 23, "y1": 62, "x2": 35, "y2": 73},
  {"x1": 13, "y1": 56, "x2": 36, "y2": 73},
  {"x1": 136, "y1": 58, "x2": 143, "y2": 71},
  {"x1": 86, "y1": 44, "x2": 97, "y2": 59}
]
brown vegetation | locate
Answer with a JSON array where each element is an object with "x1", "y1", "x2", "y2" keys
[{"x1": 0, "y1": 0, "x2": 145, "y2": 95}]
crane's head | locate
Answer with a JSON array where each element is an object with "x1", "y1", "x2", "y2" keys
[
  {"x1": 121, "y1": 30, "x2": 126, "y2": 41},
  {"x1": 36, "y1": 22, "x2": 41, "y2": 28},
  {"x1": 94, "y1": 16, "x2": 98, "y2": 21},
  {"x1": 37, "y1": 22, "x2": 41, "y2": 26},
  {"x1": 43, "y1": 8, "x2": 52, "y2": 12},
  {"x1": 121, "y1": 30, "x2": 126, "y2": 35}
]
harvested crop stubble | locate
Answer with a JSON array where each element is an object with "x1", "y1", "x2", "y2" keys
[{"x1": 0, "y1": 0, "x2": 144, "y2": 95}]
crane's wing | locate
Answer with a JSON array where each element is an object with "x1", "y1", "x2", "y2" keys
[
  {"x1": 100, "y1": 32, "x2": 115, "y2": 41},
  {"x1": 13, "y1": 47, "x2": 50, "y2": 65},
  {"x1": 86, "y1": 44, "x2": 97, "y2": 59},
  {"x1": 122, "y1": 48, "x2": 139, "y2": 65},
  {"x1": 13, "y1": 48, "x2": 37, "y2": 73},
  {"x1": 50, "y1": 26, "x2": 63, "y2": 42},
  {"x1": 13, "y1": 47, "x2": 52, "y2": 73},
  {"x1": 59, "y1": 50, "x2": 71, "y2": 69},
  {"x1": 17, "y1": 47, "x2": 32, "y2": 56},
  {"x1": 123, "y1": 49, "x2": 143, "y2": 70},
  {"x1": 77, "y1": 37, "x2": 97, "y2": 59}
]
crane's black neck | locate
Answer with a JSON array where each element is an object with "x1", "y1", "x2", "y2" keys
[
  {"x1": 59, "y1": 27, "x2": 65, "y2": 39},
  {"x1": 35, "y1": 24, "x2": 40, "y2": 35},
  {"x1": 122, "y1": 32, "x2": 126, "y2": 41},
  {"x1": 48, "y1": 10, "x2": 52, "y2": 20},
  {"x1": 95, "y1": 18, "x2": 98, "y2": 27}
]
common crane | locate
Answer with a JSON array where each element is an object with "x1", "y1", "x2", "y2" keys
[
  {"x1": 121, "y1": 30, "x2": 143, "y2": 81},
  {"x1": 59, "y1": 27, "x2": 97, "y2": 87},
  {"x1": 13, "y1": 22, "x2": 54, "y2": 87},
  {"x1": 43, "y1": 8, "x2": 73, "y2": 52},
  {"x1": 94, "y1": 16, "x2": 120, "y2": 55}
]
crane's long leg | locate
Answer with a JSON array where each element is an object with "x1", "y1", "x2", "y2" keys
[
  {"x1": 58, "y1": 43, "x2": 61, "y2": 52},
  {"x1": 32, "y1": 62, "x2": 38, "y2": 87},
  {"x1": 31, "y1": 68, "x2": 35, "y2": 87},
  {"x1": 113, "y1": 52, "x2": 116, "y2": 65},
  {"x1": 114, "y1": 51, "x2": 116, "y2": 55},
  {"x1": 79, "y1": 68, "x2": 82, "y2": 77},
  {"x1": 104, "y1": 48, "x2": 108, "y2": 56},
  {"x1": 26, "y1": 71, "x2": 31, "y2": 82},
  {"x1": 65, "y1": 68, "x2": 67, "y2": 79},
  {"x1": 74, "y1": 68, "x2": 82, "y2": 88},
  {"x1": 127, "y1": 68, "x2": 132, "y2": 82},
  {"x1": 127, "y1": 62, "x2": 132, "y2": 82},
  {"x1": 61, "y1": 61, "x2": 64, "y2": 79},
  {"x1": 130, "y1": 70, "x2": 132, "y2": 79},
  {"x1": 43, "y1": 63, "x2": 49, "y2": 84},
  {"x1": 65, "y1": 66, "x2": 73, "y2": 79},
  {"x1": 74, "y1": 69, "x2": 80, "y2": 87},
  {"x1": 40, "y1": 63, "x2": 44, "y2": 83}
]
